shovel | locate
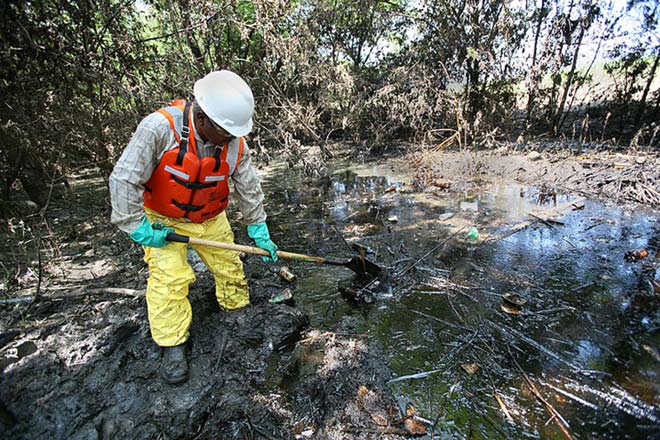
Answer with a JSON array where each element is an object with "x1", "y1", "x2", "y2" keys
[{"x1": 166, "y1": 232, "x2": 383, "y2": 278}]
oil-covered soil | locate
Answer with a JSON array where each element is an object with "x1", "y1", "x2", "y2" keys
[
  {"x1": 0, "y1": 162, "x2": 417, "y2": 440},
  {"x1": 0, "y1": 251, "x2": 406, "y2": 439},
  {"x1": 1, "y1": 144, "x2": 659, "y2": 439}
]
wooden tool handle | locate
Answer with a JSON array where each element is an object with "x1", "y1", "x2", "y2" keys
[{"x1": 167, "y1": 232, "x2": 325, "y2": 264}]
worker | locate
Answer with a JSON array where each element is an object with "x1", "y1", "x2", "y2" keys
[{"x1": 109, "y1": 70, "x2": 278, "y2": 384}]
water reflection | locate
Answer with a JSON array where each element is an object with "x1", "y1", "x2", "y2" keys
[{"x1": 257, "y1": 161, "x2": 660, "y2": 439}]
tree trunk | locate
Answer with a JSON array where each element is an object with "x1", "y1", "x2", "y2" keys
[
  {"x1": 526, "y1": 0, "x2": 546, "y2": 124},
  {"x1": 634, "y1": 49, "x2": 660, "y2": 126},
  {"x1": 553, "y1": 20, "x2": 585, "y2": 134}
]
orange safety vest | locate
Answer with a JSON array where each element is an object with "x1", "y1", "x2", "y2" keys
[{"x1": 143, "y1": 99, "x2": 244, "y2": 223}]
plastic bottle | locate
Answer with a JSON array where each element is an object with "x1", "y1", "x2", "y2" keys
[{"x1": 466, "y1": 226, "x2": 479, "y2": 242}]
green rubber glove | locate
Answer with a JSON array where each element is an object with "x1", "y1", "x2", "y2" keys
[
  {"x1": 247, "y1": 222, "x2": 278, "y2": 262},
  {"x1": 129, "y1": 217, "x2": 174, "y2": 248}
]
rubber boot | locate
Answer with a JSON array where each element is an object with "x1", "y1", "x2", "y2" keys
[{"x1": 161, "y1": 344, "x2": 189, "y2": 384}]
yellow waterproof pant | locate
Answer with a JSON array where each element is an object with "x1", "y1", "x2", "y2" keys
[{"x1": 143, "y1": 208, "x2": 249, "y2": 347}]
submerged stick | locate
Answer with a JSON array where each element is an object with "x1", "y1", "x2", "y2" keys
[
  {"x1": 508, "y1": 347, "x2": 574, "y2": 440},
  {"x1": 540, "y1": 381, "x2": 599, "y2": 410},
  {"x1": 396, "y1": 226, "x2": 466, "y2": 278},
  {"x1": 485, "y1": 197, "x2": 585, "y2": 243},
  {"x1": 489, "y1": 321, "x2": 586, "y2": 373},
  {"x1": 405, "y1": 307, "x2": 470, "y2": 332},
  {"x1": 480, "y1": 355, "x2": 516, "y2": 425},
  {"x1": 527, "y1": 212, "x2": 562, "y2": 227},
  {"x1": 388, "y1": 330, "x2": 478, "y2": 383},
  {"x1": 494, "y1": 393, "x2": 515, "y2": 424}
]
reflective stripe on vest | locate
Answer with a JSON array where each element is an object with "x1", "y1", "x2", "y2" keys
[
  {"x1": 163, "y1": 164, "x2": 190, "y2": 181},
  {"x1": 204, "y1": 175, "x2": 225, "y2": 182}
]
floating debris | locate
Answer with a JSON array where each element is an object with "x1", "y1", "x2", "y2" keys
[
  {"x1": 438, "y1": 212, "x2": 454, "y2": 221},
  {"x1": 625, "y1": 249, "x2": 649, "y2": 262},
  {"x1": 269, "y1": 288, "x2": 294, "y2": 304},
  {"x1": 404, "y1": 405, "x2": 428, "y2": 435},
  {"x1": 270, "y1": 265, "x2": 297, "y2": 283},
  {"x1": 500, "y1": 293, "x2": 527, "y2": 315},
  {"x1": 461, "y1": 362, "x2": 480, "y2": 375},
  {"x1": 466, "y1": 226, "x2": 479, "y2": 241}
]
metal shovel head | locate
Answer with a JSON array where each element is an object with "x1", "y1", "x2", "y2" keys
[
  {"x1": 323, "y1": 255, "x2": 382, "y2": 277},
  {"x1": 343, "y1": 256, "x2": 383, "y2": 277}
]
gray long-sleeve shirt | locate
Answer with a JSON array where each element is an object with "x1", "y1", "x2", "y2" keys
[{"x1": 109, "y1": 110, "x2": 267, "y2": 234}]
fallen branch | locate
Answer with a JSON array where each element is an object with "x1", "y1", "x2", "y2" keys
[
  {"x1": 485, "y1": 197, "x2": 585, "y2": 244},
  {"x1": 540, "y1": 381, "x2": 599, "y2": 410},
  {"x1": 494, "y1": 393, "x2": 515, "y2": 424},
  {"x1": 479, "y1": 353, "x2": 516, "y2": 425},
  {"x1": 527, "y1": 212, "x2": 564, "y2": 227},
  {"x1": 251, "y1": 425, "x2": 279, "y2": 440},
  {"x1": 582, "y1": 219, "x2": 609, "y2": 232},
  {"x1": 214, "y1": 332, "x2": 228, "y2": 371},
  {"x1": 508, "y1": 347, "x2": 574, "y2": 440},
  {"x1": 0, "y1": 287, "x2": 144, "y2": 306},
  {"x1": 489, "y1": 320, "x2": 588, "y2": 374}
]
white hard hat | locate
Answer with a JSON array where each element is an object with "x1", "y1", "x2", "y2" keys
[{"x1": 194, "y1": 70, "x2": 254, "y2": 137}]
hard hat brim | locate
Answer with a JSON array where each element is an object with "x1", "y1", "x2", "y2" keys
[
  {"x1": 221, "y1": 118, "x2": 253, "y2": 137},
  {"x1": 194, "y1": 70, "x2": 255, "y2": 138}
]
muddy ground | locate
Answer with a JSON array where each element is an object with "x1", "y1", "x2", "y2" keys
[
  {"x1": 408, "y1": 143, "x2": 659, "y2": 208},
  {"x1": 1, "y1": 144, "x2": 659, "y2": 439}
]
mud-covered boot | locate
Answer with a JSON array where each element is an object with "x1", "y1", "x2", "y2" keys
[{"x1": 162, "y1": 344, "x2": 189, "y2": 384}]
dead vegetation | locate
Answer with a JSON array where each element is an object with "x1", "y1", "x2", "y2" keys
[{"x1": 2, "y1": 1, "x2": 660, "y2": 439}]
